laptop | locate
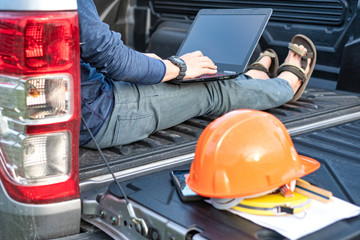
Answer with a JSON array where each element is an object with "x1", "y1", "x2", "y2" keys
[{"x1": 169, "y1": 8, "x2": 272, "y2": 84}]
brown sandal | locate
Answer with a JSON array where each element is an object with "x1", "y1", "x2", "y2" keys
[
  {"x1": 246, "y1": 49, "x2": 279, "y2": 78},
  {"x1": 278, "y1": 34, "x2": 317, "y2": 102}
]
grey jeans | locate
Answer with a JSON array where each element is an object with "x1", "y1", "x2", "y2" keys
[{"x1": 84, "y1": 75, "x2": 294, "y2": 148}]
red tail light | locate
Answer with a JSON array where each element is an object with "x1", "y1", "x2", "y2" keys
[{"x1": 0, "y1": 11, "x2": 80, "y2": 204}]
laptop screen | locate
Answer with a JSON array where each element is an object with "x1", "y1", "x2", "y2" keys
[{"x1": 176, "y1": 9, "x2": 272, "y2": 73}]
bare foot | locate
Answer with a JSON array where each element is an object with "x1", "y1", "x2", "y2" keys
[
  {"x1": 278, "y1": 44, "x2": 311, "y2": 94},
  {"x1": 245, "y1": 51, "x2": 273, "y2": 80}
]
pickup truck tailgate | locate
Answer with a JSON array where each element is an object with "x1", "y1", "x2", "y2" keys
[
  {"x1": 80, "y1": 88, "x2": 360, "y2": 240},
  {"x1": 99, "y1": 119, "x2": 360, "y2": 240}
]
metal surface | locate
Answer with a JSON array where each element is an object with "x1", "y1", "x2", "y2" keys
[
  {"x1": 0, "y1": 0, "x2": 77, "y2": 11},
  {"x1": 82, "y1": 194, "x2": 191, "y2": 240},
  {"x1": 80, "y1": 153, "x2": 194, "y2": 192},
  {"x1": 0, "y1": 181, "x2": 81, "y2": 239},
  {"x1": 288, "y1": 111, "x2": 360, "y2": 136}
]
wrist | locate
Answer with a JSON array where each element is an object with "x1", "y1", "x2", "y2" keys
[
  {"x1": 167, "y1": 56, "x2": 187, "y2": 80},
  {"x1": 162, "y1": 60, "x2": 180, "y2": 82}
]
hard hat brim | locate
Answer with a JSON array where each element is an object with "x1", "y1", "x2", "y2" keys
[
  {"x1": 298, "y1": 155, "x2": 321, "y2": 176},
  {"x1": 187, "y1": 155, "x2": 321, "y2": 199}
]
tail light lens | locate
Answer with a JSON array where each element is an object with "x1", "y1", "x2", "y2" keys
[
  {"x1": 0, "y1": 75, "x2": 70, "y2": 119},
  {"x1": 1, "y1": 132, "x2": 70, "y2": 184},
  {"x1": 0, "y1": 11, "x2": 80, "y2": 204}
]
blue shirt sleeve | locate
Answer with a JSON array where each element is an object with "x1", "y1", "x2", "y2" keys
[{"x1": 77, "y1": 0, "x2": 165, "y2": 85}]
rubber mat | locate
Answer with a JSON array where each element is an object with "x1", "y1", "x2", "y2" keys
[{"x1": 79, "y1": 88, "x2": 360, "y2": 181}]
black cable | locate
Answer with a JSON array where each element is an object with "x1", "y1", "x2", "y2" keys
[{"x1": 81, "y1": 115, "x2": 130, "y2": 203}]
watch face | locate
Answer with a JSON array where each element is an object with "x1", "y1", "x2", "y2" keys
[
  {"x1": 176, "y1": 57, "x2": 185, "y2": 64},
  {"x1": 171, "y1": 56, "x2": 184, "y2": 64}
]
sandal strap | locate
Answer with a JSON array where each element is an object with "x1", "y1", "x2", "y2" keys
[
  {"x1": 246, "y1": 49, "x2": 278, "y2": 78},
  {"x1": 288, "y1": 43, "x2": 314, "y2": 70},
  {"x1": 288, "y1": 43, "x2": 315, "y2": 59},
  {"x1": 253, "y1": 50, "x2": 276, "y2": 63},
  {"x1": 277, "y1": 63, "x2": 306, "y2": 83},
  {"x1": 246, "y1": 62, "x2": 271, "y2": 78},
  {"x1": 288, "y1": 43, "x2": 307, "y2": 56},
  {"x1": 261, "y1": 51, "x2": 276, "y2": 59}
]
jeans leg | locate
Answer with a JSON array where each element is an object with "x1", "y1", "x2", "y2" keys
[
  {"x1": 85, "y1": 75, "x2": 294, "y2": 148},
  {"x1": 204, "y1": 75, "x2": 294, "y2": 116},
  {"x1": 84, "y1": 80, "x2": 215, "y2": 147}
]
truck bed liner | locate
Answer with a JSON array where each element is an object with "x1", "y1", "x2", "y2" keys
[
  {"x1": 79, "y1": 87, "x2": 360, "y2": 181},
  {"x1": 105, "y1": 118, "x2": 360, "y2": 240}
]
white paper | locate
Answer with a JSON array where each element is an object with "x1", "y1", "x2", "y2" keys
[{"x1": 227, "y1": 197, "x2": 360, "y2": 240}]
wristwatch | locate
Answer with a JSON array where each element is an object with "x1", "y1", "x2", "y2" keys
[{"x1": 168, "y1": 56, "x2": 187, "y2": 80}]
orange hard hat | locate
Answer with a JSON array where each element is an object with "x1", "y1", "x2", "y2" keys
[{"x1": 186, "y1": 109, "x2": 320, "y2": 199}]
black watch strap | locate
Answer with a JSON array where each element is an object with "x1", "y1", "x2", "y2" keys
[{"x1": 168, "y1": 56, "x2": 187, "y2": 80}]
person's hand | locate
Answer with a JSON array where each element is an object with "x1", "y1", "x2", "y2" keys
[
  {"x1": 180, "y1": 51, "x2": 217, "y2": 79},
  {"x1": 161, "y1": 50, "x2": 217, "y2": 82}
]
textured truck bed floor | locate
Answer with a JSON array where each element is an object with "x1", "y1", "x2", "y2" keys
[
  {"x1": 79, "y1": 88, "x2": 360, "y2": 181},
  {"x1": 105, "y1": 118, "x2": 360, "y2": 240}
]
